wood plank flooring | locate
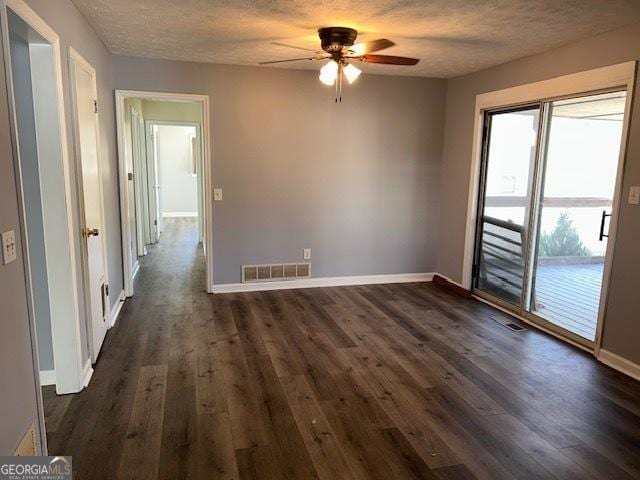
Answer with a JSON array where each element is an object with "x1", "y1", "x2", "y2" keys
[{"x1": 43, "y1": 218, "x2": 640, "y2": 480}]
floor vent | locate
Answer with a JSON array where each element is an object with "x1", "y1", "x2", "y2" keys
[
  {"x1": 504, "y1": 322, "x2": 527, "y2": 332},
  {"x1": 490, "y1": 314, "x2": 527, "y2": 332},
  {"x1": 242, "y1": 263, "x2": 311, "y2": 283}
]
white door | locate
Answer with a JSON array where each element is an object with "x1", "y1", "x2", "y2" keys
[
  {"x1": 71, "y1": 53, "x2": 109, "y2": 362},
  {"x1": 131, "y1": 108, "x2": 147, "y2": 256},
  {"x1": 146, "y1": 124, "x2": 160, "y2": 242}
]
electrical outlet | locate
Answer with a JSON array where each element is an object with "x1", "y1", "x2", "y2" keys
[
  {"x1": 2, "y1": 230, "x2": 17, "y2": 265},
  {"x1": 629, "y1": 186, "x2": 640, "y2": 205},
  {"x1": 214, "y1": 188, "x2": 223, "y2": 201},
  {"x1": 303, "y1": 248, "x2": 311, "y2": 260}
]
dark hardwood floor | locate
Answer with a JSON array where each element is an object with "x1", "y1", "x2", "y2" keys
[{"x1": 43, "y1": 218, "x2": 640, "y2": 479}]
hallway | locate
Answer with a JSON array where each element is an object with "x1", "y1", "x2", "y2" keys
[{"x1": 43, "y1": 219, "x2": 640, "y2": 479}]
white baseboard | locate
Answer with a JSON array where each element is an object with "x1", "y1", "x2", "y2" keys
[
  {"x1": 132, "y1": 261, "x2": 140, "y2": 280},
  {"x1": 598, "y1": 349, "x2": 640, "y2": 381},
  {"x1": 82, "y1": 359, "x2": 94, "y2": 388},
  {"x1": 212, "y1": 272, "x2": 434, "y2": 294},
  {"x1": 39, "y1": 369, "x2": 56, "y2": 386},
  {"x1": 163, "y1": 212, "x2": 197, "y2": 217},
  {"x1": 110, "y1": 290, "x2": 126, "y2": 327}
]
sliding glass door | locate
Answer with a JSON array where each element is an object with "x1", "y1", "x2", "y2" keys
[
  {"x1": 475, "y1": 106, "x2": 541, "y2": 307},
  {"x1": 474, "y1": 90, "x2": 627, "y2": 345}
]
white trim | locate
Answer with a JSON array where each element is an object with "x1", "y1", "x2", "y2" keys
[
  {"x1": 4, "y1": 0, "x2": 57, "y2": 40},
  {"x1": 131, "y1": 106, "x2": 146, "y2": 257},
  {"x1": 598, "y1": 349, "x2": 640, "y2": 381},
  {"x1": 462, "y1": 61, "x2": 637, "y2": 354},
  {"x1": 39, "y1": 370, "x2": 56, "y2": 386},
  {"x1": 593, "y1": 69, "x2": 637, "y2": 356},
  {"x1": 82, "y1": 359, "x2": 93, "y2": 388},
  {"x1": 115, "y1": 90, "x2": 213, "y2": 295},
  {"x1": 109, "y1": 290, "x2": 126, "y2": 328},
  {"x1": 163, "y1": 212, "x2": 198, "y2": 217},
  {"x1": 462, "y1": 61, "x2": 636, "y2": 289},
  {"x1": 2, "y1": 0, "x2": 85, "y2": 427},
  {"x1": 148, "y1": 119, "x2": 204, "y2": 242},
  {"x1": 115, "y1": 95, "x2": 133, "y2": 296},
  {"x1": 68, "y1": 47, "x2": 111, "y2": 364},
  {"x1": 132, "y1": 260, "x2": 140, "y2": 280},
  {"x1": 213, "y1": 272, "x2": 434, "y2": 293},
  {"x1": 1, "y1": 0, "x2": 49, "y2": 455}
]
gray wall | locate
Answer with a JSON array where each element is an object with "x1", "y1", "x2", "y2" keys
[
  {"x1": 142, "y1": 99, "x2": 202, "y2": 123},
  {"x1": 437, "y1": 23, "x2": 640, "y2": 364},
  {"x1": 157, "y1": 125, "x2": 198, "y2": 215},
  {"x1": 0, "y1": 0, "x2": 120, "y2": 453},
  {"x1": 8, "y1": 24, "x2": 54, "y2": 372},
  {"x1": 0, "y1": 30, "x2": 41, "y2": 455},
  {"x1": 113, "y1": 57, "x2": 446, "y2": 284}
]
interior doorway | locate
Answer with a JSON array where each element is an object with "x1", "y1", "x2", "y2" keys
[
  {"x1": 147, "y1": 121, "x2": 203, "y2": 242},
  {"x1": 2, "y1": 0, "x2": 91, "y2": 400},
  {"x1": 115, "y1": 91, "x2": 212, "y2": 296},
  {"x1": 473, "y1": 90, "x2": 630, "y2": 348}
]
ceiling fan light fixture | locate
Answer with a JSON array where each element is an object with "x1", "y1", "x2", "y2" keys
[
  {"x1": 343, "y1": 63, "x2": 362, "y2": 84},
  {"x1": 319, "y1": 59, "x2": 338, "y2": 85}
]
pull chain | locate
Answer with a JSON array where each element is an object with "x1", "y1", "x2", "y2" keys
[{"x1": 335, "y1": 63, "x2": 343, "y2": 103}]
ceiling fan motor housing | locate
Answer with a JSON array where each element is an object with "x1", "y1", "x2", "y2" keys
[{"x1": 318, "y1": 27, "x2": 358, "y2": 53}]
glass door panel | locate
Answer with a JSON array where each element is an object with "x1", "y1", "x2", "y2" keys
[
  {"x1": 475, "y1": 106, "x2": 541, "y2": 307},
  {"x1": 528, "y1": 91, "x2": 626, "y2": 341}
]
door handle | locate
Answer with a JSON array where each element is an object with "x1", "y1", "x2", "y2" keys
[
  {"x1": 83, "y1": 228, "x2": 99, "y2": 238},
  {"x1": 599, "y1": 210, "x2": 611, "y2": 241}
]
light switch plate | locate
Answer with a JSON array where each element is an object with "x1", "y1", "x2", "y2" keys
[
  {"x1": 303, "y1": 248, "x2": 311, "y2": 260},
  {"x1": 629, "y1": 185, "x2": 640, "y2": 205},
  {"x1": 214, "y1": 188, "x2": 223, "y2": 201},
  {"x1": 2, "y1": 230, "x2": 17, "y2": 265}
]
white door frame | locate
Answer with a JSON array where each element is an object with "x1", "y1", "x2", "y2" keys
[
  {"x1": 130, "y1": 106, "x2": 147, "y2": 258},
  {"x1": 145, "y1": 121, "x2": 160, "y2": 242},
  {"x1": 115, "y1": 90, "x2": 213, "y2": 295},
  {"x1": 0, "y1": 0, "x2": 92, "y2": 452},
  {"x1": 461, "y1": 61, "x2": 636, "y2": 355},
  {"x1": 146, "y1": 119, "x2": 204, "y2": 242},
  {"x1": 68, "y1": 47, "x2": 111, "y2": 362}
]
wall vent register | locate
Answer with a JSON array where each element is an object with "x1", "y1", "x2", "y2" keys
[{"x1": 242, "y1": 263, "x2": 311, "y2": 283}]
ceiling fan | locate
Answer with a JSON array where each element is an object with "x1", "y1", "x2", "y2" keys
[{"x1": 259, "y1": 27, "x2": 420, "y2": 102}]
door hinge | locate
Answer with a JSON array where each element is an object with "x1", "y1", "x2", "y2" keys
[
  {"x1": 93, "y1": 99, "x2": 98, "y2": 114},
  {"x1": 105, "y1": 284, "x2": 109, "y2": 296},
  {"x1": 154, "y1": 220, "x2": 157, "y2": 226},
  {"x1": 128, "y1": 172, "x2": 134, "y2": 181}
]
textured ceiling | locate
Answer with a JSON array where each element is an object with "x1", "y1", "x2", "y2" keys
[{"x1": 71, "y1": 0, "x2": 640, "y2": 78}]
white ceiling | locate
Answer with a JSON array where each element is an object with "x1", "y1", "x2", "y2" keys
[{"x1": 71, "y1": 0, "x2": 640, "y2": 78}]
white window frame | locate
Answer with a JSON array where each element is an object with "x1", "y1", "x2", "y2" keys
[{"x1": 462, "y1": 61, "x2": 637, "y2": 354}]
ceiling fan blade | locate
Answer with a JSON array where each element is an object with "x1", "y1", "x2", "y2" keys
[
  {"x1": 349, "y1": 38, "x2": 395, "y2": 55},
  {"x1": 258, "y1": 56, "x2": 322, "y2": 64},
  {"x1": 358, "y1": 54, "x2": 419, "y2": 65},
  {"x1": 271, "y1": 42, "x2": 321, "y2": 53}
]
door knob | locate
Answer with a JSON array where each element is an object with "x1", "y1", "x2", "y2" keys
[{"x1": 83, "y1": 228, "x2": 99, "y2": 238}]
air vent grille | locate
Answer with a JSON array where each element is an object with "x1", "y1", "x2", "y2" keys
[
  {"x1": 490, "y1": 314, "x2": 527, "y2": 332},
  {"x1": 242, "y1": 263, "x2": 311, "y2": 283}
]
